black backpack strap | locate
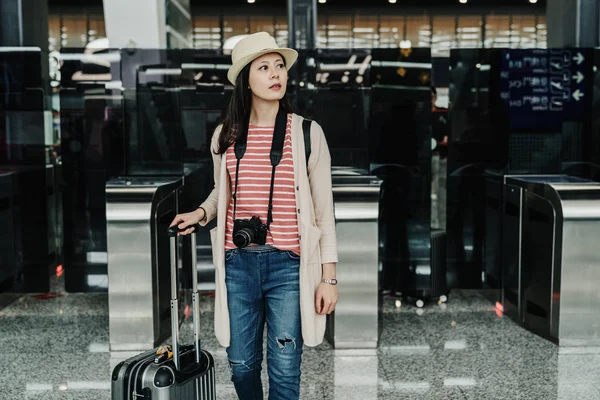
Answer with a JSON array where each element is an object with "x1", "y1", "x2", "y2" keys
[{"x1": 302, "y1": 118, "x2": 312, "y2": 168}]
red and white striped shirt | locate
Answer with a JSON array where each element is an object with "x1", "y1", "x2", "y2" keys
[{"x1": 224, "y1": 115, "x2": 300, "y2": 254}]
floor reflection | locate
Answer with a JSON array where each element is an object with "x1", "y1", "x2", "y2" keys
[{"x1": 2, "y1": 288, "x2": 600, "y2": 399}]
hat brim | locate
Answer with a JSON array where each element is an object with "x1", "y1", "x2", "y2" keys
[{"x1": 227, "y1": 48, "x2": 298, "y2": 86}]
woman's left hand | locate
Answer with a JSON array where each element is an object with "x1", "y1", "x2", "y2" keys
[{"x1": 315, "y1": 282, "x2": 339, "y2": 315}]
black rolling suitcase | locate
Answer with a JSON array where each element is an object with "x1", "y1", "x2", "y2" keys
[
  {"x1": 402, "y1": 230, "x2": 448, "y2": 308},
  {"x1": 111, "y1": 224, "x2": 216, "y2": 400}
]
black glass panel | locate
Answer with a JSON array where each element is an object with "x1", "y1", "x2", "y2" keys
[
  {"x1": 0, "y1": 49, "x2": 49, "y2": 293},
  {"x1": 369, "y1": 48, "x2": 432, "y2": 295},
  {"x1": 178, "y1": 77, "x2": 231, "y2": 259},
  {"x1": 448, "y1": 48, "x2": 599, "y2": 292},
  {"x1": 289, "y1": 49, "x2": 315, "y2": 89},
  {"x1": 58, "y1": 47, "x2": 120, "y2": 89},
  {"x1": 370, "y1": 48, "x2": 432, "y2": 88},
  {"x1": 298, "y1": 87, "x2": 370, "y2": 169},
  {"x1": 585, "y1": 49, "x2": 600, "y2": 182},
  {"x1": 0, "y1": 165, "x2": 50, "y2": 293},
  {"x1": 557, "y1": 48, "x2": 598, "y2": 181},
  {"x1": 180, "y1": 88, "x2": 229, "y2": 162},
  {"x1": 180, "y1": 49, "x2": 232, "y2": 87},
  {"x1": 448, "y1": 49, "x2": 509, "y2": 290},
  {"x1": 176, "y1": 50, "x2": 234, "y2": 288},
  {"x1": 59, "y1": 84, "x2": 125, "y2": 292},
  {"x1": 521, "y1": 194, "x2": 554, "y2": 335},
  {"x1": 313, "y1": 48, "x2": 371, "y2": 88},
  {"x1": 179, "y1": 49, "x2": 231, "y2": 165},
  {"x1": 0, "y1": 50, "x2": 43, "y2": 92},
  {"x1": 0, "y1": 93, "x2": 46, "y2": 166},
  {"x1": 121, "y1": 49, "x2": 184, "y2": 176},
  {"x1": 291, "y1": 49, "x2": 371, "y2": 169}
]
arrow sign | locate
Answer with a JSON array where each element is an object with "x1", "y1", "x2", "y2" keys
[
  {"x1": 573, "y1": 71, "x2": 585, "y2": 84},
  {"x1": 573, "y1": 53, "x2": 585, "y2": 65},
  {"x1": 573, "y1": 89, "x2": 584, "y2": 101}
]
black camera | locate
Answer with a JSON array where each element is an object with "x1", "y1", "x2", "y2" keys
[{"x1": 233, "y1": 216, "x2": 268, "y2": 248}]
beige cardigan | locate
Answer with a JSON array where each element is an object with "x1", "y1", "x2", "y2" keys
[{"x1": 198, "y1": 113, "x2": 338, "y2": 348}]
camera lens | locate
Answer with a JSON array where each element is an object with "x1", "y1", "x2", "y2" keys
[{"x1": 233, "y1": 227, "x2": 254, "y2": 248}]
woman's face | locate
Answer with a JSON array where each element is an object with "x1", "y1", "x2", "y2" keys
[{"x1": 248, "y1": 52, "x2": 287, "y2": 102}]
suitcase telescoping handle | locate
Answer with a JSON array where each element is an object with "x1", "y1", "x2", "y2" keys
[{"x1": 167, "y1": 223, "x2": 202, "y2": 371}]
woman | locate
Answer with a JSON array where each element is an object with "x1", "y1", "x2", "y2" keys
[{"x1": 170, "y1": 32, "x2": 339, "y2": 400}]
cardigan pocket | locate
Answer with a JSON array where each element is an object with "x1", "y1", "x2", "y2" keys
[{"x1": 303, "y1": 224, "x2": 322, "y2": 263}]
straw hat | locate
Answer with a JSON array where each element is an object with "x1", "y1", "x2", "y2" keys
[{"x1": 227, "y1": 32, "x2": 298, "y2": 85}]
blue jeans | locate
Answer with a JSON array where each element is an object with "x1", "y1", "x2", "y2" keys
[{"x1": 225, "y1": 247, "x2": 303, "y2": 400}]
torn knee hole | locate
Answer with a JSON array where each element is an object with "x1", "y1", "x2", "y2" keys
[{"x1": 276, "y1": 332, "x2": 297, "y2": 350}]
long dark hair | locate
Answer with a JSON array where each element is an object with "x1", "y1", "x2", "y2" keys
[{"x1": 216, "y1": 54, "x2": 294, "y2": 155}]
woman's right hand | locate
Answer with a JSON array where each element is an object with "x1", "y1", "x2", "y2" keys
[{"x1": 169, "y1": 209, "x2": 205, "y2": 235}]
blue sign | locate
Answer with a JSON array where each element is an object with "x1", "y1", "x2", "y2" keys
[{"x1": 500, "y1": 49, "x2": 590, "y2": 131}]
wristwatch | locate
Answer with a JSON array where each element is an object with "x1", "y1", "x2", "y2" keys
[{"x1": 322, "y1": 278, "x2": 337, "y2": 285}]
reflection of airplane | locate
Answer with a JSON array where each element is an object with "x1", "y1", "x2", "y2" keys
[
  {"x1": 62, "y1": 38, "x2": 114, "y2": 82},
  {"x1": 316, "y1": 54, "x2": 372, "y2": 85}
]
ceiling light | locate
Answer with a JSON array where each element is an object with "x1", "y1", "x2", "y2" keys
[
  {"x1": 389, "y1": 0, "x2": 397, "y2": 3},
  {"x1": 530, "y1": 0, "x2": 538, "y2": 3},
  {"x1": 459, "y1": 0, "x2": 467, "y2": 3},
  {"x1": 248, "y1": 0, "x2": 255, "y2": 3},
  {"x1": 319, "y1": 0, "x2": 326, "y2": 3}
]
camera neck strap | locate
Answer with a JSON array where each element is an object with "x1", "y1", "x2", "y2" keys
[{"x1": 232, "y1": 107, "x2": 288, "y2": 229}]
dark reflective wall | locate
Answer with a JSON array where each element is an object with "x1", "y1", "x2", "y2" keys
[
  {"x1": 368, "y1": 48, "x2": 432, "y2": 295},
  {"x1": 60, "y1": 49, "x2": 233, "y2": 292},
  {"x1": 292, "y1": 48, "x2": 435, "y2": 295},
  {"x1": 0, "y1": 50, "x2": 46, "y2": 166},
  {"x1": 52, "y1": 46, "x2": 600, "y2": 296},
  {"x1": 450, "y1": 48, "x2": 599, "y2": 292},
  {"x1": 60, "y1": 49, "x2": 124, "y2": 292},
  {"x1": 180, "y1": 84, "x2": 231, "y2": 266},
  {"x1": 0, "y1": 49, "x2": 51, "y2": 293},
  {"x1": 60, "y1": 86, "x2": 125, "y2": 292},
  {"x1": 297, "y1": 87, "x2": 370, "y2": 169},
  {"x1": 292, "y1": 49, "x2": 371, "y2": 170},
  {"x1": 448, "y1": 49, "x2": 508, "y2": 289},
  {"x1": 591, "y1": 50, "x2": 600, "y2": 181},
  {"x1": 371, "y1": 88, "x2": 432, "y2": 294},
  {"x1": 122, "y1": 49, "x2": 184, "y2": 176},
  {"x1": 176, "y1": 53, "x2": 233, "y2": 289}
]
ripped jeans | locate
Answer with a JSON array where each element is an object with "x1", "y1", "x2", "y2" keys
[{"x1": 224, "y1": 246, "x2": 303, "y2": 400}]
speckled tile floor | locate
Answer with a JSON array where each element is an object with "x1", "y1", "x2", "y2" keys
[{"x1": 1, "y1": 289, "x2": 600, "y2": 400}]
